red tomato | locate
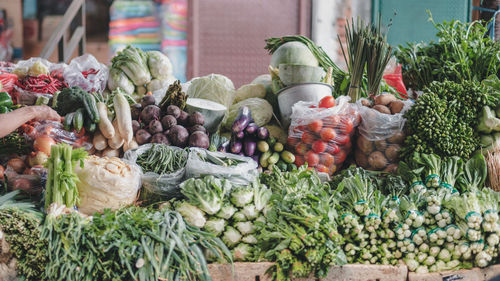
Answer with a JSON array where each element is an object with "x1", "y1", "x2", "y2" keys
[
  {"x1": 326, "y1": 142, "x2": 340, "y2": 154},
  {"x1": 301, "y1": 131, "x2": 315, "y2": 144},
  {"x1": 340, "y1": 118, "x2": 354, "y2": 135},
  {"x1": 307, "y1": 119, "x2": 323, "y2": 133},
  {"x1": 320, "y1": 153, "x2": 335, "y2": 167},
  {"x1": 318, "y1": 96, "x2": 336, "y2": 108},
  {"x1": 305, "y1": 151, "x2": 320, "y2": 167},
  {"x1": 295, "y1": 142, "x2": 309, "y2": 155},
  {"x1": 319, "y1": 128, "x2": 336, "y2": 142},
  {"x1": 312, "y1": 140, "x2": 327, "y2": 153},
  {"x1": 294, "y1": 155, "x2": 305, "y2": 167},
  {"x1": 334, "y1": 149, "x2": 347, "y2": 164},
  {"x1": 334, "y1": 134, "x2": 350, "y2": 146},
  {"x1": 323, "y1": 115, "x2": 341, "y2": 128},
  {"x1": 315, "y1": 164, "x2": 329, "y2": 173}
]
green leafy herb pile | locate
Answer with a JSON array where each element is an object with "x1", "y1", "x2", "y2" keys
[
  {"x1": 258, "y1": 167, "x2": 346, "y2": 280},
  {"x1": 401, "y1": 80, "x2": 499, "y2": 160},
  {"x1": 42, "y1": 205, "x2": 231, "y2": 281},
  {"x1": 395, "y1": 15, "x2": 500, "y2": 90},
  {"x1": 0, "y1": 191, "x2": 47, "y2": 281}
]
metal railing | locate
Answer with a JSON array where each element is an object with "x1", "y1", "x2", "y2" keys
[{"x1": 40, "y1": 0, "x2": 86, "y2": 63}]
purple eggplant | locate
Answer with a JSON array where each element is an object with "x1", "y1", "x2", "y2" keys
[
  {"x1": 236, "y1": 131, "x2": 245, "y2": 139},
  {"x1": 238, "y1": 152, "x2": 245, "y2": 156},
  {"x1": 231, "y1": 140, "x2": 243, "y2": 154},
  {"x1": 231, "y1": 106, "x2": 251, "y2": 133},
  {"x1": 245, "y1": 123, "x2": 258, "y2": 135},
  {"x1": 244, "y1": 138, "x2": 257, "y2": 156},
  {"x1": 257, "y1": 127, "x2": 269, "y2": 140}
]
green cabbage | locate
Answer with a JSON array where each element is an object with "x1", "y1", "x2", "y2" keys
[
  {"x1": 232, "y1": 243, "x2": 253, "y2": 261},
  {"x1": 111, "y1": 46, "x2": 151, "y2": 86},
  {"x1": 204, "y1": 217, "x2": 226, "y2": 236},
  {"x1": 175, "y1": 201, "x2": 206, "y2": 228},
  {"x1": 107, "y1": 68, "x2": 135, "y2": 95},
  {"x1": 270, "y1": 41, "x2": 319, "y2": 67},
  {"x1": 147, "y1": 50, "x2": 173, "y2": 80},
  {"x1": 187, "y1": 74, "x2": 235, "y2": 109},
  {"x1": 233, "y1": 84, "x2": 266, "y2": 104},
  {"x1": 224, "y1": 98, "x2": 273, "y2": 130}
]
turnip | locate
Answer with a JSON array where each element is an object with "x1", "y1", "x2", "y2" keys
[
  {"x1": 141, "y1": 95, "x2": 156, "y2": 108},
  {"x1": 168, "y1": 125, "x2": 189, "y2": 147},
  {"x1": 132, "y1": 120, "x2": 141, "y2": 134},
  {"x1": 131, "y1": 103, "x2": 142, "y2": 120},
  {"x1": 188, "y1": 131, "x2": 209, "y2": 149},
  {"x1": 177, "y1": 111, "x2": 189, "y2": 125},
  {"x1": 151, "y1": 133, "x2": 170, "y2": 145},
  {"x1": 161, "y1": 115, "x2": 177, "y2": 129},
  {"x1": 140, "y1": 105, "x2": 160, "y2": 124},
  {"x1": 188, "y1": 111, "x2": 205, "y2": 126},
  {"x1": 167, "y1": 105, "x2": 181, "y2": 118},
  {"x1": 188, "y1": 125, "x2": 206, "y2": 134},
  {"x1": 136, "y1": 129, "x2": 152, "y2": 145},
  {"x1": 148, "y1": 120, "x2": 163, "y2": 134}
]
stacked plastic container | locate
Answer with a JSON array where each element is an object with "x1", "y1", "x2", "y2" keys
[
  {"x1": 109, "y1": 0, "x2": 162, "y2": 56},
  {"x1": 158, "y1": 0, "x2": 188, "y2": 82}
]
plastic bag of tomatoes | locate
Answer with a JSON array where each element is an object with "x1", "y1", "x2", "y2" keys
[{"x1": 287, "y1": 96, "x2": 360, "y2": 175}]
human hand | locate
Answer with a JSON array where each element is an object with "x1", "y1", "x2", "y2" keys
[{"x1": 32, "y1": 105, "x2": 61, "y2": 122}]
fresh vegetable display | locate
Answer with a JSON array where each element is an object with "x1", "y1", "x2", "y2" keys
[{"x1": 2, "y1": 14, "x2": 500, "y2": 281}]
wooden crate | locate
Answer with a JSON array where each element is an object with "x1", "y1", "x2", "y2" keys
[
  {"x1": 321, "y1": 264, "x2": 408, "y2": 281},
  {"x1": 208, "y1": 262, "x2": 275, "y2": 281},
  {"x1": 408, "y1": 268, "x2": 483, "y2": 281}
]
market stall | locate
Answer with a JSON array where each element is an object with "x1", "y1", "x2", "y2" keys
[{"x1": 0, "y1": 15, "x2": 499, "y2": 281}]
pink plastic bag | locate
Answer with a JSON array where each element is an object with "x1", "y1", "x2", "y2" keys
[
  {"x1": 383, "y1": 64, "x2": 408, "y2": 99},
  {"x1": 63, "y1": 54, "x2": 108, "y2": 93}
]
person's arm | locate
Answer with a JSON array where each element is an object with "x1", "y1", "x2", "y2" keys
[{"x1": 0, "y1": 105, "x2": 61, "y2": 138}]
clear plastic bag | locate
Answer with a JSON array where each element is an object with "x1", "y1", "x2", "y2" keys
[
  {"x1": 287, "y1": 96, "x2": 359, "y2": 175},
  {"x1": 23, "y1": 120, "x2": 92, "y2": 150},
  {"x1": 185, "y1": 147, "x2": 258, "y2": 185},
  {"x1": 63, "y1": 54, "x2": 109, "y2": 93},
  {"x1": 354, "y1": 98, "x2": 413, "y2": 172},
  {"x1": 123, "y1": 144, "x2": 187, "y2": 200}
]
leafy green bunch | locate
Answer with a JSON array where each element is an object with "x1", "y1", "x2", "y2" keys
[
  {"x1": 395, "y1": 15, "x2": 500, "y2": 90},
  {"x1": 401, "y1": 80, "x2": 498, "y2": 160},
  {"x1": 258, "y1": 167, "x2": 346, "y2": 280}
]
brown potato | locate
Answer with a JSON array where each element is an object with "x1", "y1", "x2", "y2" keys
[
  {"x1": 389, "y1": 100, "x2": 405, "y2": 114},
  {"x1": 368, "y1": 151, "x2": 388, "y2": 170},
  {"x1": 356, "y1": 135, "x2": 374, "y2": 155},
  {"x1": 387, "y1": 131, "x2": 406, "y2": 144},
  {"x1": 373, "y1": 105, "x2": 391, "y2": 114},
  {"x1": 374, "y1": 93, "x2": 397, "y2": 106},
  {"x1": 374, "y1": 140, "x2": 387, "y2": 151},
  {"x1": 385, "y1": 144, "x2": 401, "y2": 162},
  {"x1": 383, "y1": 164, "x2": 398, "y2": 173},
  {"x1": 355, "y1": 150, "x2": 369, "y2": 168}
]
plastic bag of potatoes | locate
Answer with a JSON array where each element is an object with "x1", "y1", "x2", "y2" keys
[{"x1": 354, "y1": 94, "x2": 413, "y2": 172}]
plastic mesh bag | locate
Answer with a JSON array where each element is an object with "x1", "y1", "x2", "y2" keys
[
  {"x1": 354, "y1": 98, "x2": 413, "y2": 172},
  {"x1": 287, "y1": 96, "x2": 359, "y2": 175},
  {"x1": 185, "y1": 147, "x2": 258, "y2": 185},
  {"x1": 63, "y1": 54, "x2": 109, "y2": 93},
  {"x1": 124, "y1": 143, "x2": 187, "y2": 201}
]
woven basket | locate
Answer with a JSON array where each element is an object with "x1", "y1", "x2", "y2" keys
[{"x1": 486, "y1": 144, "x2": 500, "y2": 191}]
